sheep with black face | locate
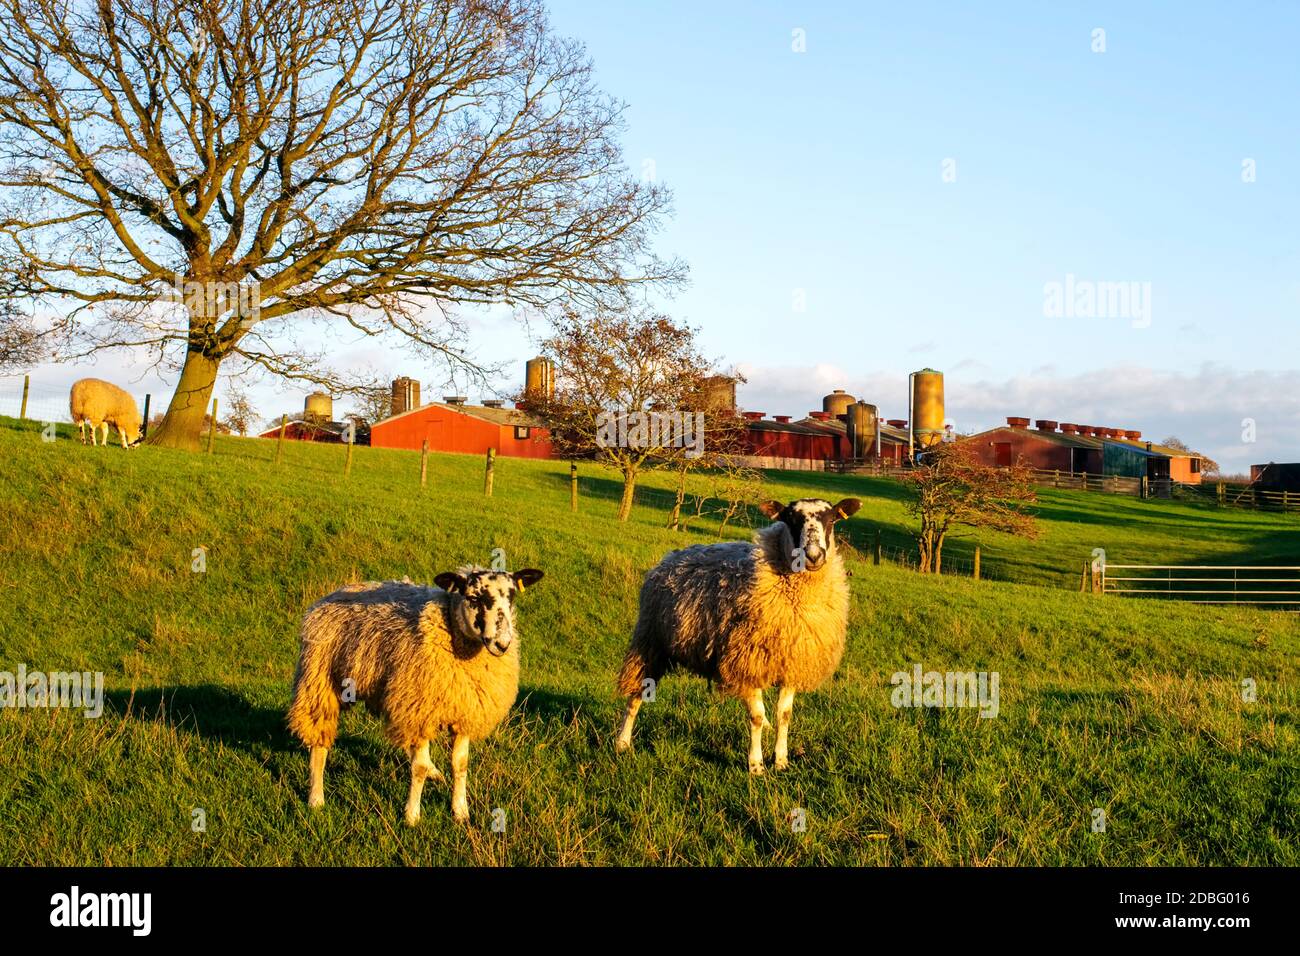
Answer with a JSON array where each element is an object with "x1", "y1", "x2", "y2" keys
[
  {"x1": 615, "y1": 497, "x2": 861, "y2": 773},
  {"x1": 288, "y1": 565, "x2": 543, "y2": 824}
]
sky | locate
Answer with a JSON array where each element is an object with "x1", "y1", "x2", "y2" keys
[{"x1": 5, "y1": 1, "x2": 1298, "y2": 472}]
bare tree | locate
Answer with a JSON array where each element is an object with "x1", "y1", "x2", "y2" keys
[
  {"x1": 525, "y1": 305, "x2": 728, "y2": 522},
  {"x1": 0, "y1": 304, "x2": 43, "y2": 371},
  {"x1": 220, "y1": 387, "x2": 258, "y2": 436},
  {"x1": 0, "y1": 0, "x2": 681, "y2": 449},
  {"x1": 353, "y1": 384, "x2": 394, "y2": 426},
  {"x1": 903, "y1": 441, "x2": 1038, "y2": 573}
]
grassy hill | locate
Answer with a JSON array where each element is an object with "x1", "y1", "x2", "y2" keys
[{"x1": 0, "y1": 416, "x2": 1296, "y2": 865}]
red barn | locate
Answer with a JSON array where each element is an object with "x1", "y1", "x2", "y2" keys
[{"x1": 370, "y1": 400, "x2": 551, "y2": 459}]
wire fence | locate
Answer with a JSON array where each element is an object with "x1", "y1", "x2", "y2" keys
[{"x1": 0, "y1": 378, "x2": 76, "y2": 425}]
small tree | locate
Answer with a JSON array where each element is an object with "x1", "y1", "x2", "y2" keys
[
  {"x1": 903, "y1": 442, "x2": 1039, "y2": 573},
  {"x1": 220, "y1": 389, "x2": 258, "y2": 437},
  {"x1": 526, "y1": 306, "x2": 728, "y2": 522},
  {"x1": 354, "y1": 386, "x2": 395, "y2": 427},
  {"x1": 0, "y1": 305, "x2": 43, "y2": 372}
]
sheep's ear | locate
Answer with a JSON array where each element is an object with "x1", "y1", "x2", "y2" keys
[
  {"x1": 758, "y1": 500, "x2": 784, "y2": 519},
  {"x1": 832, "y1": 498, "x2": 862, "y2": 521},
  {"x1": 513, "y1": 568, "x2": 544, "y2": 592},
  {"x1": 434, "y1": 572, "x2": 467, "y2": 594}
]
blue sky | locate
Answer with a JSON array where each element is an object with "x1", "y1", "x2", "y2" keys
[{"x1": 7, "y1": 1, "x2": 1299, "y2": 471}]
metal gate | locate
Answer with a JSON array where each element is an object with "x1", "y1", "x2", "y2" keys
[{"x1": 1102, "y1": 565, "x2": 1300, "y2": 609}]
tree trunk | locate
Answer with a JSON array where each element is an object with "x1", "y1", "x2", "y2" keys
[
  {"x1": 617, "y1": 469, "x2": 637, "y2": 522},
  {"x1": 146, "y1": 349, "x2": 221, "y2": 450},
  {"x1": 933, "y1": 537, "x2": 944, "y2": 574},
  {"x1": 667, "y1": 468, "x2": 687, "y2": 530}
]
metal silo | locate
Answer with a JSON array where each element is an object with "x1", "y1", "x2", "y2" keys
[
  {"x1": 822, "y1": 389, "x2": 856, "y2": 419},
  {"x1": 391, "y1": 377, "x2": 420, "y2": 416},
  {"x1": 304, "y1": 392, "x2": 333, "y2": 422},
  {"x1": 524, "y1": 357, "x2": 555, "y2": 401},
  {"x1": 846, "y1": 402, "x2": 879, "y2": 459},
  {"x1": 909, "y1": 368, "x2": 945, "y2": 456}
]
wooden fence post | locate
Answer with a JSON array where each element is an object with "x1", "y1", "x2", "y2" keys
[
  {"x1": 1217, "y1": 481, "x2": 1226, "y2": 505},
  {"x1": 874, "y1": 528, "x2": 882, "y2": 565},
  {"x1": 19, "y1": 374, "x2": 29, "y2": 419},
  {"x1": 484, "y1": 447, "x2": 495, "y2": 496},
  {"x1": 141, "y1": 394, "x2": 151, "y2": 439},
  {"x1": 275, "y1": 415, "x2": 287, "y2": 464},
  {"x1": 973, "y1": 547, "x2": 981, "y2": 581},
  {"x1": 344, "y1": 434, "x2": 354, "y2": 477},
  {"x1": 207, "y1": 398, "x2": 218, "y2": 454},
  {"x1": 1053, "y1": 469, "x2": 1059, "y2": 488},
  {"x1": 420, "y1": 439, "x2": 429, "y2": 487},
  {"x1": 570, "y1": 461, "x2": 578, "y2": 512}
]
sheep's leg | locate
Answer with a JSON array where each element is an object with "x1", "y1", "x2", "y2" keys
[
  {"x1": 77, "y1": 420, "x2": 86, "y2": 444},
  {"x1": 404, "y1": 740, "x2": 439, "y2": 826},
  {"x1": 774, "y1": 686, "x2": 796, "y2": 771},
  {"x1": 744, "y1": 689, "x2": 770, "y2": 775},
  {"x1": 308, "y1": 746, "x2": 328, "y2": 808},
  {"x1": 97, "y1": 422, "x2": 108, "y2": 446},
  {"x1": 615, "y1": 696, "x2": 642, "y2": 753},
  {"x1": 450, "y1": 733, "x2": 471, "y2": 823}
]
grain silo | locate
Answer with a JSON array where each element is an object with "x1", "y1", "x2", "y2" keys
[
  {"x1": 701, "y1": 374, "x2": 737, "y2": 412},
  {"x1": 846, "y1": 402, "x2": 879, "y2": 459},
  {"x1": 909, "y1": 368, "x2": 945, "y2": 455},
  {"x1": 304, "y1": 392, "x2": 333, "y2": 422},
  {"x1": 392, "y1": 377, "x2": 420, "y2": 416},
  {"x1": 524, "y1": 357, "x2": 555, "y2": 402},
  {"x1": 823, "y1": 389, "x2": 856, "y2": 419}
]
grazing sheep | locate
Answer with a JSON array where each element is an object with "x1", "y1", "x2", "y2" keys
[
  {"x1": 615, "y1": 497, "x2": 861, "y2": 773},
  {"x1": 288, "y1": 566, "x2": 544, "y2": 825},
  {"x1": 68, "y1": 378, "x2": 142, "y2": 448}
]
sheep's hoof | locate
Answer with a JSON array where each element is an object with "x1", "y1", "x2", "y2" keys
[
  {"x1": 308, "y1": 793, "x2": 324, "y2": 809},
  {"x1": 615, "y1": 738, "x2": 632, "y2": 754},
  {"x1": 453, "y1": 807, "x2": 470, "y2": 824},
  {"x1": 404, "y1": 807, "x2": 421, "y2": 826},
  {"x1": 774, "y1": 757, "x2": 789, "y2": 771},
  {"x1": 748, "y1": 760, "x2": 765, "y2": 775}
]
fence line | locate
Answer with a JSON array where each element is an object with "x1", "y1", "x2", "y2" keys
[{"x1": 1101, "y1": 564, "x2": 1300, "y2": 609}]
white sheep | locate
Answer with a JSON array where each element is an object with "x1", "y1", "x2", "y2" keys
[
  {"x1": 615, "y1": 497, "x2": 861, "y2": 773},
  {"x1": 288, "y1": 566, "x2": 544, "y2": 825},
  {"x1": 68, "y1": 378, "x2": 142, "y2": 448}
]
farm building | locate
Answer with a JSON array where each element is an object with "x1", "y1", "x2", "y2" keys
[
  {"x1": 369, "y1": 397, "x2": 552, "y2": 459},
  {"x1": 256, "y1": 393, "x2": 366, "y2": 445},
  {"x1": 255, "y1": 419, "x2": 354, "y2": 444},
  {"x1": 960, "y1": 418, "x2": 1205, "y2": 484},
  {"x1": 1250, "y1": 462, "x2": 1300, "y2": 491}
]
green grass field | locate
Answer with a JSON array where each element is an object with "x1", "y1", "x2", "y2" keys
[{"x1": 0, "y1": 416, "x2": 1296, "y2": 865}]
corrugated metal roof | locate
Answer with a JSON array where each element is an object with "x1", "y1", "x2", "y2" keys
[
  {"x1": 374, "y1": 401, "x2": 540, "y2": 429},
  {"x1": 961, "y1": 426, "x2": 1198, "y2": 459},
  {"x1": 794, "y1": 417, "x2": 909, "y2": 444}
]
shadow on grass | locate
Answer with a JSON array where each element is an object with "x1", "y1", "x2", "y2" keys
[{"x1": 103, "y1": 684, "x2": 384, "y2": 772}]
